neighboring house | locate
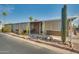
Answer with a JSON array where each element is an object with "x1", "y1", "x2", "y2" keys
[
  {"x1": 3, "y1": 17, "x2": 77, "y2": 36},
  {"x1": 2, "y1": 24, "x2": 12, "y2": 32}
]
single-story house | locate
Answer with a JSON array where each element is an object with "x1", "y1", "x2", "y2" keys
[{"x1": 3, "y1": 17, "x2": 77, "y2": 36}]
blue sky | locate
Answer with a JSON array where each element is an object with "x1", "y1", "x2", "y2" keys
[{"x1": 0, "y1": 4, "x2": 79, "y2": 25}]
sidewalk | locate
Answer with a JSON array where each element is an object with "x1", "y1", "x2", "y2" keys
[{"x1": 8, "y1": 33, "x2": 79, "y2": 53}]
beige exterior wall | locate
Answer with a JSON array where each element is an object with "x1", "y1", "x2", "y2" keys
[
  {"x1": 45, "y1": 20, "x2": 61, "y2": 36},
  {"x1": 45, "y1": 20, "x2": 61, "y2": 31},
  {"x1": 12, "y1": 23, "x2": 29, "y2": 34}
]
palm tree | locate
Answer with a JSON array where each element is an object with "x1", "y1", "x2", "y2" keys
[
  {"x1": 28, "y1": 16, "x2": 33, "y2": 35},
  {"x1": 29, "y1": 16, "x2": 33, "y2": 22},
  {"x1": 1, "y1": 11, "x2": 8, "y2": 32},
  {"x1": 2, "y1": 12, "x2": 8, "y2": 16}
]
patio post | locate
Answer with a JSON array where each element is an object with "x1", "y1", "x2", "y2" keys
[
  {"x1": 42, "y1": 21, "x2": 45, "y2": 35},
  {"x1": 28, "y1": 22, "x2": 31, "y2": 35}
]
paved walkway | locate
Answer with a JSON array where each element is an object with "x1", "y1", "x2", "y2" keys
[{"x1": 8, "y1": 33, "x2": 79, "y2": 53}]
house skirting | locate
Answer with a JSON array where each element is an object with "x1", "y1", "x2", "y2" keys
[{"x1": 46, "y1": 30, "x2": 61, "y2": 36}]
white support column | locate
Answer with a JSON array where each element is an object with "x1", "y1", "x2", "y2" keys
[
  {"x1": 28, "y1": 22, "x2": 30, "y2": 35},
  {"x1": 42, "y1": 21, "x2": 45, "y2": 35}
]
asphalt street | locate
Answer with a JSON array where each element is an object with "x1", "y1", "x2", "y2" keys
[{"x1": 0, "y1": 33, "x2": 58, "y2": 54}]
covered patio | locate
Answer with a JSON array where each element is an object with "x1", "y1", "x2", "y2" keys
[{"x1": 30, "y1": 21, "x2": 42, "y2": 34}]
